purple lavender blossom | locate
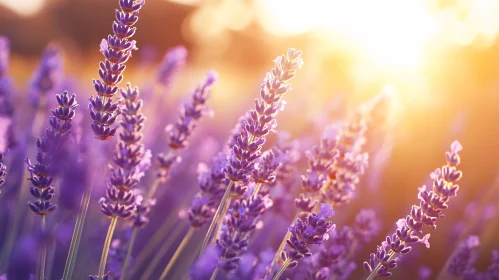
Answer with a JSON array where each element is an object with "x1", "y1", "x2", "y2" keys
[
  {"x1": 447, "y1": 235, "x2": 480, "y2": 277},
  {"x1": 225, "y1": 49, "x2": 303, "y2": 184},
  {"x1": 418, "y1": 266, "x2": 432, "y2": 280},
  {"x1": 89, "y1": 0, "x2": 145, "y2": 140},
  {"x1": 277, "y1": 204, "x2": 335, "y2": 277},
  {"x1": 156, "y1": 45, "x2": 188, "y2": 87},
  {"x1": 191, "y1": 245, "x2": 221, "y2": 280},
  {"x1": 487, "y1": 250, "x2": 499, "y2": 278},
  {"x1": 188, "y1": 153, "x2": 228, "y2": 228},
  {"x1": 30, "y1": 44, "x2": 63, "y2": 107},
  {"x1": 26, "y1": 91, "x2": 79, "y2": 215},
  {"x1": 156, "y1": 70, "x2": 218, "y2": 180},
  {"x1": 0, "y1": 36, "x2": 13, "y2": 118},
  {"x1": 99, "y1": 83, "x2": 146, "y2": 219},
  {"x1": 364, "y1": 141, "x2": 463, "y2": 278}
]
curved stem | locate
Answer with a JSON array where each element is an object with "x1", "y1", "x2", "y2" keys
[
  {"x1": 199, "y1": 181, "x2": 233, "y2": 256},
  {"x1": 120, "y1": 227, "x2": 139, "y2": 280},
  {"x1": 159, "y1": 228, "x2": 194, "y2": 280},
  {"x1": 97, "y1": 217, "x2": 118, "y2": 279},
  {"x1": 39, "y1": 215, "x2": 47, "y2": 280},
  {"x1": 140, "y1": 224, "x2": 185, "y2": 280},
  {"x1": 272, "y1": 258, "x2": 291, "y2": 280}
]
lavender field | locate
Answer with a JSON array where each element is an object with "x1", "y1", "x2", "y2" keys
[{"x1": 0, "y1": 0, "x2": 499, "y2": 279}]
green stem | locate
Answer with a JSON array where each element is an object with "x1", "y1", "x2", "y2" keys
[
  {"x1": 210, "y1": 267, "x2": 219, "y2": 280},
  {"x1": 159, "y1": 227, "x2": 194, "y2": 280},
  {"x1": 97, "y1": 217, "x2": 118, "y2": 279},
  {"x1": 146, "y1": 178, "x2": 161, "y2": 201},
  {"x1": 208, "y1": 195, "x2": 232, "y2": 246},
  {"x1": 264, "y1": 215, "x2": 298, "y2": 279},
  {"x1": 252, "y1": 182, "x2": 263, "y2": 197},
  {"x1": 132, "y1": 217, "x2": 177, "y2": 275},
  {"x1": 140, "y1": 224, "x2": 185, "y2": 280},
  {"x1": 365, "y1": 250, "x2": 396, "y2": 280},
  {"x1": 120, "y1": 227, "x2": 139, "y2": 280},
  {"x1": 39, "y1": 215, "x2": 47, "y2": 280},
  {"x1": 62, "y1": 140, "x2": 100, "y2": 280},
  {"x1": 199, "y1": 181, "x2": 233, "y2": 256},
  {"x1": 272, "y1": 258, "x2": 291, "y2": 280}
]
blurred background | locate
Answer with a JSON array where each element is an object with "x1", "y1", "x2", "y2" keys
[{"x1": 1, "y1": 0, "x2": 499, "y2": 279}]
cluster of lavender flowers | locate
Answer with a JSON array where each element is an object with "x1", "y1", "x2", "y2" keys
[
  {"x1": 26, "y1": 91, "x2": 78, "y2": 215},
  {"x1": 2, "y1": 1, "x2": 495, "y2": 280}
]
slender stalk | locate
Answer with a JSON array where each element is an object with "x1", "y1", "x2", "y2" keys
[
  {"x1": 119, "y1": 227, "x2": 139, "y2": 280},
  {"x1": 146, "y1": 178, "x2": 161, "y2": 201},
  {"x1": 39, "y1": 215, "x2": 47, "y2": 280},
  {"x1": 132, "y1": 217, "x2": 178, "y2": 274},
  {"x1": 272, "y1": 258, "x2": 291, "y2": 280},
  {"x1": 252, "y1": 182, "x2": 263, "y2": 197},
  {"x1": 199, "y1": 181, "x2": 234, "y2": 256},
  {"x1": 140, "y1": 224, "x2": 186, "y2": 280},
  {"x1": 97, "y1": 216, "x2": 118, "y2": 279},
  {"x1": 365, "y1": 250, "x2": 396, "y2": 280},
  {"x1": 159, "y1": 227, "x2": 194, "y2": 280},
  {"x1": 62, "y1": 140, "x2": 100, "y2": 280},
  {"x1": 208, "y1": 195, "x2": 232, "y2": 246},
  {"x1": 210, "y1": 267, "x2": 219, "y2": 280},
  {"x1": 264, "y1": 215, "x2": 298, "y2": 279}
]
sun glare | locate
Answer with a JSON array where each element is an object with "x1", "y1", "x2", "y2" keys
[
  {"x1": 256, "y1": 0, "x2": 499, "y2": 70},
  {"x1": 0, "y1": 0, "x2": 46, "y2": 16}
]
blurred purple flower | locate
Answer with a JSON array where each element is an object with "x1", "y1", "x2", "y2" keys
[
  {"x1": 156, "y1": 45, "x2": 188, "y2": 87},
  {"x1": 30, "y1": 44, "x2": 63, "y2": 107}
]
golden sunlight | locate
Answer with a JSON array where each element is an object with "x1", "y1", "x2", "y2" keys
[
  {"x1": 0, "y1": 0, "x2": 46, "y2": 16},
  {"x1": 256, "y1": 0, "x2": 499, "y2": 70}
]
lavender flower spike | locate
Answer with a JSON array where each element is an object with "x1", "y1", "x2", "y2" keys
[
  {"x1": 275, "y1": 203, "x2": 335, "y2": 279},
  {"x1": 156, "y1": 70, "x2": 218, "y2": 180},
  {"x1": 200, "y1": 48, "x2": 303, "y2": 255},
  {"x1": 30, "y1": 44, "x2": 63, "y2": 107},
  {"x1": 364, "y1": 141, "x2": 463, "y2": 279},
  {"x1": 26, "y1": 91, "x2": 79, "y2": 215},
  {"x1": 156, "y1": 45, "x2": 188, "y2": 87},
  {"x1": 89, "y1": 0, "x2": 145, "y2": 140}
]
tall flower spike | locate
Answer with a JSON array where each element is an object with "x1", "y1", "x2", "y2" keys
[
  {"x1": 364, "y1": 141, "x2": 463, "y2": 279},
  {"x1": 200, "y1": 48, "x2": 303, "y2": 257},
  {"x1": 156, "y1": 70, "x2": 218, "y2": 181},
  {"x1": 26, "y1": 91, "x2": 79, "y2": 215},
  {"x1": 89, "y1": 0, "x2": 145, "y2": 140},
  {"x1": 447, "y1": 235, "x2": 480, "y2": 277},
  {"x1": 99, "y1": 83, "x2": 146, "y2": 219}
]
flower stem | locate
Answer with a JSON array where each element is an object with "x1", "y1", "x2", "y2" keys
[
  {"x1": 210, "y1": 267, "x2": 219, "y2": 280},
  {"x1": 132, "y1": 216, "x2": 179, "y2": 275},
  {"x1": 97, "y1": 216, "x2": 118, "y2": 279},
  {"x1": 252, "y1": 182, "x2": 263, "y2": 197},
  {"x1": 62, "y1": 139, "x2": 101, "y2": 280},
  {"x1": 264, "y1": 214, "x2": 298, "y2": 279},
  {"x1": 365, "y1": 250, "x2": 396, "y2": 280},
  {"x1": 199, "y1": 180, "x2": 233, "y2": 256},
  {"x1": 39, "y1": 215, "x2": 47, "y2": 280},
  {"x1": 120, "y1": 226, "x2": 139, "y2": 280},
  {"x1": 159, "y1": 227, "x2": 194, "y2": 280},
  {"x1": 272, "y1": 258, "x2": 291, "y2": 280},
  {"x1": 140, "y1": 224, "x2": 186, "y2": 280}
]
